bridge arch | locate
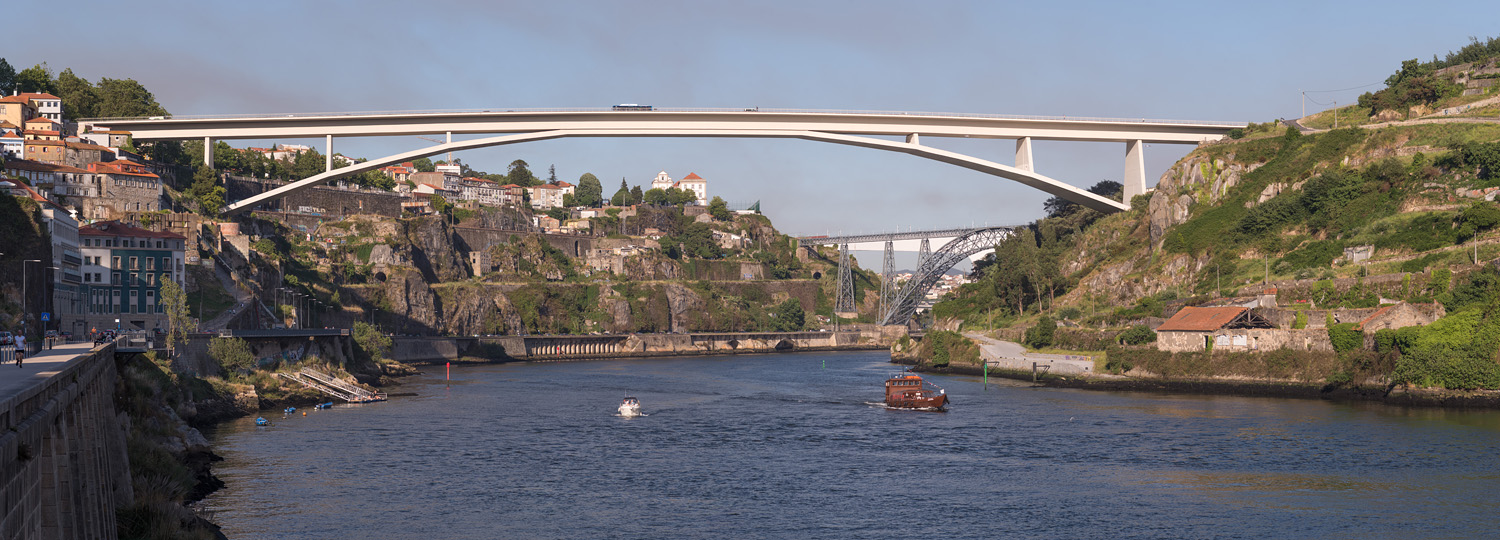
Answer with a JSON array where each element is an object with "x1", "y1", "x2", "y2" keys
[
  {"x1": 880, "y1": 226, "x2": 1018, "y2": 325},
  {"x1": 222, "y1": 128, "x2": 1127, "y2": 216}
]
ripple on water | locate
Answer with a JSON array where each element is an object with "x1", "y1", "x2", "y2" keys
[{"x1": 201, "y1": 352, "x2": 1500, "y2": 540}]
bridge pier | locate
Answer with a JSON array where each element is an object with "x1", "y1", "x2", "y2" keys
[
  {"x1": 326, "y1": 135, "x2": 333, "y2": 172},
  {"x1": 1015, "y1": 136, "x2": 1033, "y2": 172},
  {"x1": 835, "y1": 244, "x2": 854, "y2": 315},
  {"x1": 203, "y1": 136, "x2": 212, "y2": 169},
  {"x1": 1124, "y1": 139, "x2": 1146, "y2": 203}
]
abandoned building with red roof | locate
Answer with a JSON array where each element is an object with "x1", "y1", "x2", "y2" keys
[{"x1": 1155, "y1": 305, "x2": 1298, "y2": 353}]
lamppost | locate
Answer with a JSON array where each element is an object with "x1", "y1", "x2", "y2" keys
[
  {"x1": 44, "y1": 266, "x2": 59, "y2": 343},
  {"x1": 22, "y1": 259, "x2": 40, "y2": 342}
]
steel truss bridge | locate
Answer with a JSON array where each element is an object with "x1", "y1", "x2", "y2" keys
[
  {"x1": 799, "y1": 226, "x2": 1020, "y2": 325},
  {"x1": 87, "y1": 107, "x2": 1241, "y2": 216}
]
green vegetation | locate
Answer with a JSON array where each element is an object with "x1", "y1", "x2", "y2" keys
[
  {"x1": 1023, "y1": 316, "x2": 1056, "y2": 349},
  {"x1": 352, "y1": 321, "x2": 392, "y2": 363},
  {"x1": 209, "y1": 337, "x2": 255, "y2": 373},
  {"x1": 1117, "y1": 325, "x2": 1156, "y2": 346},
  {"x1": 918, "y1": 330, "x2": 979, "y2": 368}
]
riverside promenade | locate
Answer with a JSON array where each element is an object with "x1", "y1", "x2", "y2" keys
[
  {"x1": 0, "y1": 342, "x2": 99, "y2": 401},
  {"x1": 1, "y1": 340, "x2": 132, "y2": 540}
]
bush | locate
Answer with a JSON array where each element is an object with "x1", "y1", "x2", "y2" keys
[
  {"x1": 1023, "y1": 316, "x2": 1056, "y2": 349},
  {"x1": 1327, "y1": 323, "x2": 1363, "y2": 353},
  {"x1": 209, "y1": 337, "x2": 255, "y2": 373},
  {"x1": 1292, "y1": 310, "x2": 1308, "y2": 329},
  {"x1": 920, "y1": 330, "x2": 978, "y2": 368},
  {"x1": 353, "y1": 321, "x2": 392, "y2": 363},
  {"x1": 1118, "y1": 325, "x2": 1157, "y2": 345}
]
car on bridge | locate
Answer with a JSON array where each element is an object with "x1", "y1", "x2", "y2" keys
[{"x1": 612, "y1": 104, "x2": 653, "y2": 111}]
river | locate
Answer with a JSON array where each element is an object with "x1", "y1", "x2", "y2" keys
[{"x1": 200, "y1": 351, "x2": 1500, "y2": 539}]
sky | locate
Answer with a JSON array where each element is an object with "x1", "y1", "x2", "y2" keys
[{"x1": 7, "y1": 0, "x2": 1499, "y2": 269}]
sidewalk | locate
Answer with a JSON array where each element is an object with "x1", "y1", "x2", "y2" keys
[{"x1": 0, "y1": 342, "x2": 100, "y2": 402}]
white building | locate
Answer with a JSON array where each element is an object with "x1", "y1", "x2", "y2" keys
[
  {"x1": 678, "y1": 172, "x2": 708, "y2": 206},
  {"x1": 651, "y1": 171, "x2": 673, "y2": 191},
  {"x1": 529, "y1": 184, "x2": 564, "y2": 209},
  {"x1": 461, "y1": 177, "x2": 503, "y2": 206},
  {"x1": 18, "y1": 93, "x2": 62, "y2": 122},
  {"x1": 648, "y1": 170, "x2": 708, "y2": 205}
]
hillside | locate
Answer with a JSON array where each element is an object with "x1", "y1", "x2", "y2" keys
[
  {"x1": 221, "y1": 204, "x2": 887, "y2": 337},
  {"x1": 931, "y1": 39, "x2": 1500, "y2": 392}
]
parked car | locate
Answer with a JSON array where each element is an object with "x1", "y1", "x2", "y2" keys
[{"x1": 0, "y1": 331, "x2": 12, "y2": 346}]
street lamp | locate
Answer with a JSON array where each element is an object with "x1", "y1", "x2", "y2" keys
[
  {"x1": 22, "y1": 259, "x2": 40, "y2": 342},
  {"x1": 44, "y1": 266, "x2": 59, "y2": 342}
]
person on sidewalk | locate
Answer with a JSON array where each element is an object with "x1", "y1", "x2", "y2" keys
[{"x1": 14, "y1": 334, "x2": 25, "y2": 368}]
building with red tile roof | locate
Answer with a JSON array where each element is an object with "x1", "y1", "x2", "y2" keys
[{"x1": 77, "y1": 220, "x2": 186, "y2": 333}]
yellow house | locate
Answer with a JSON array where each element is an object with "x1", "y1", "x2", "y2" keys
[{"x1": 0, "y1": 95, "x2": 35, "y2": 127}]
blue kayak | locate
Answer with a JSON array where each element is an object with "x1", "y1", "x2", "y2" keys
[{"x1": 255, "y1": 417, "x2": 269, "y2": 426}]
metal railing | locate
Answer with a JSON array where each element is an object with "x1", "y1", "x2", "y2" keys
[{"x1": 81, "y1": 107, "x2": 1246, "y2": 127}]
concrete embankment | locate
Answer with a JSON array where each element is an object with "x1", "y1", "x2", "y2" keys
[{"x1": 390, "y1": 329, "x2": 899, "y2": 365}]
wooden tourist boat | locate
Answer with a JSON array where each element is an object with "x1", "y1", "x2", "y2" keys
[{"x1": 884, "y1": 372, "x2": 949, "y2": 410}]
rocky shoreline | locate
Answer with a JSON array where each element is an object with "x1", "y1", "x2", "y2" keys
[{"x1": 894, "y1": 357, "x2": 1500, "y2": 409}]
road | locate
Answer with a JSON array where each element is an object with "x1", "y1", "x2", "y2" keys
[{"x1": 964, "y1": 332, "x2": 1098, "y2": 375}]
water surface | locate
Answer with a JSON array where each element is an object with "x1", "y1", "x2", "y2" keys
[{"x1": 202, "y1": 351, "x2": 1500, "y2": 539}]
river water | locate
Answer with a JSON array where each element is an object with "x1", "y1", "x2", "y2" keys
[{"x1": 201, "y1": 351, "x2": 1500, "y2": 539}]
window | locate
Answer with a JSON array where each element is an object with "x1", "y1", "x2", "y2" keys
[
  {"x1": 112, "y1": 256, "x2": 120, "y2": 269},
  {"x1": 111, "y1": 272, "x2": 119, "y2": 285},
  {"x1": 129, "y1": 273, "x2": 137, "y2": 286},
  {"x1": 94, "y1": 273, "x2": 101, "y2": 282},
  {"x1": 146, "y1": 257, "x2": 154, "y2": 270},
  {"x1": 130, "y1": 257, "x2": 138, "y2": 270},
  {"x1": 146, "y1": 273, "x2": 155, "y2": 286},
  {"x1": 156, "y1": 241, "x2": 162, "y2": 249},
  {"x1": 162, "y1": 272, "x2": 172, "y2": 284}
]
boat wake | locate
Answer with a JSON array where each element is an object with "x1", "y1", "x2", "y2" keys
[{"x1": 866, "y1": 401, "x2": 946, "y2": 412}]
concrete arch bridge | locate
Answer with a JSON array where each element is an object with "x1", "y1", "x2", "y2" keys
[{"x1": 88, "y1": 108, "x2": 1242, "y2": 216}]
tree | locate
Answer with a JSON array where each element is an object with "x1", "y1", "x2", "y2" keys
[
  {"x1": 290, "y1": 147, "x2": 326, "y2": 179},
  {"x1": 53, "y1": 69, "x2": 98, "y2": 120},
  {"x1": 611, "y1": 178, "x2": 631, "y2": 206},
  {"x1": 562, "y1": 193, "x2": 577, "y2": 207},
  {"x1": 159, "y1": 279, "x2": 192, "y2": 357},
  {"x1": 93, "y1": 77, "x2": 167, "y2": 117},
  {"x1": 547, "y1": 164, "x2": 557, "y2": 184},
  {"x1": 708, "y1": 196, "x2": 731, "y2": 221},
  {"x1": 630, "y1": 185, "x2": 644, "y2": 204},
  {"x1": 575, "y1": 173, "x2": 604, "y2": 207},
  {"x1": 0, "y1": 58, "x2": 15, "y2": 95},
  {"x1": 508, "y1": 160, "x2": 536, "y2": 186},
  {"x1": 1043, "y1": 180, "x2": 1123, "y2": 218},
  {"x1": 189, "y1": 166, "x2": 225, "y2": 217},
  {"x1": 412, "y1": 157, "x2": 436, "y2": 173},
  {"x1": 643, "y1": 188, "x2": 669, "y2": 205},
  {"x1": 209, "y1": 337, "x2": 256, "y2": 373},
  {"x1": 666, "y1": 187, "x2": 695, "y2": 206},
  {"x1": 773, "y1": 299, "x2": 805, "y2": 331},
  {"x1": 15, "y1": 63, "x2": 54, "y2": 94},
  {"x1": 1023, "y1": 316, "x2": 1056, "y2": 349},
  {"x1": 681, "y1": 222, "x2": 720, "y2": 259},
  {"x1": 352, "y1": 321, "x2": 392, "y2": 363}
]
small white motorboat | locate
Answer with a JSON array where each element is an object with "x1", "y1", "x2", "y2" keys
[{"x1": 618, "y1": 397, "x2": 642, "y2": 417}]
